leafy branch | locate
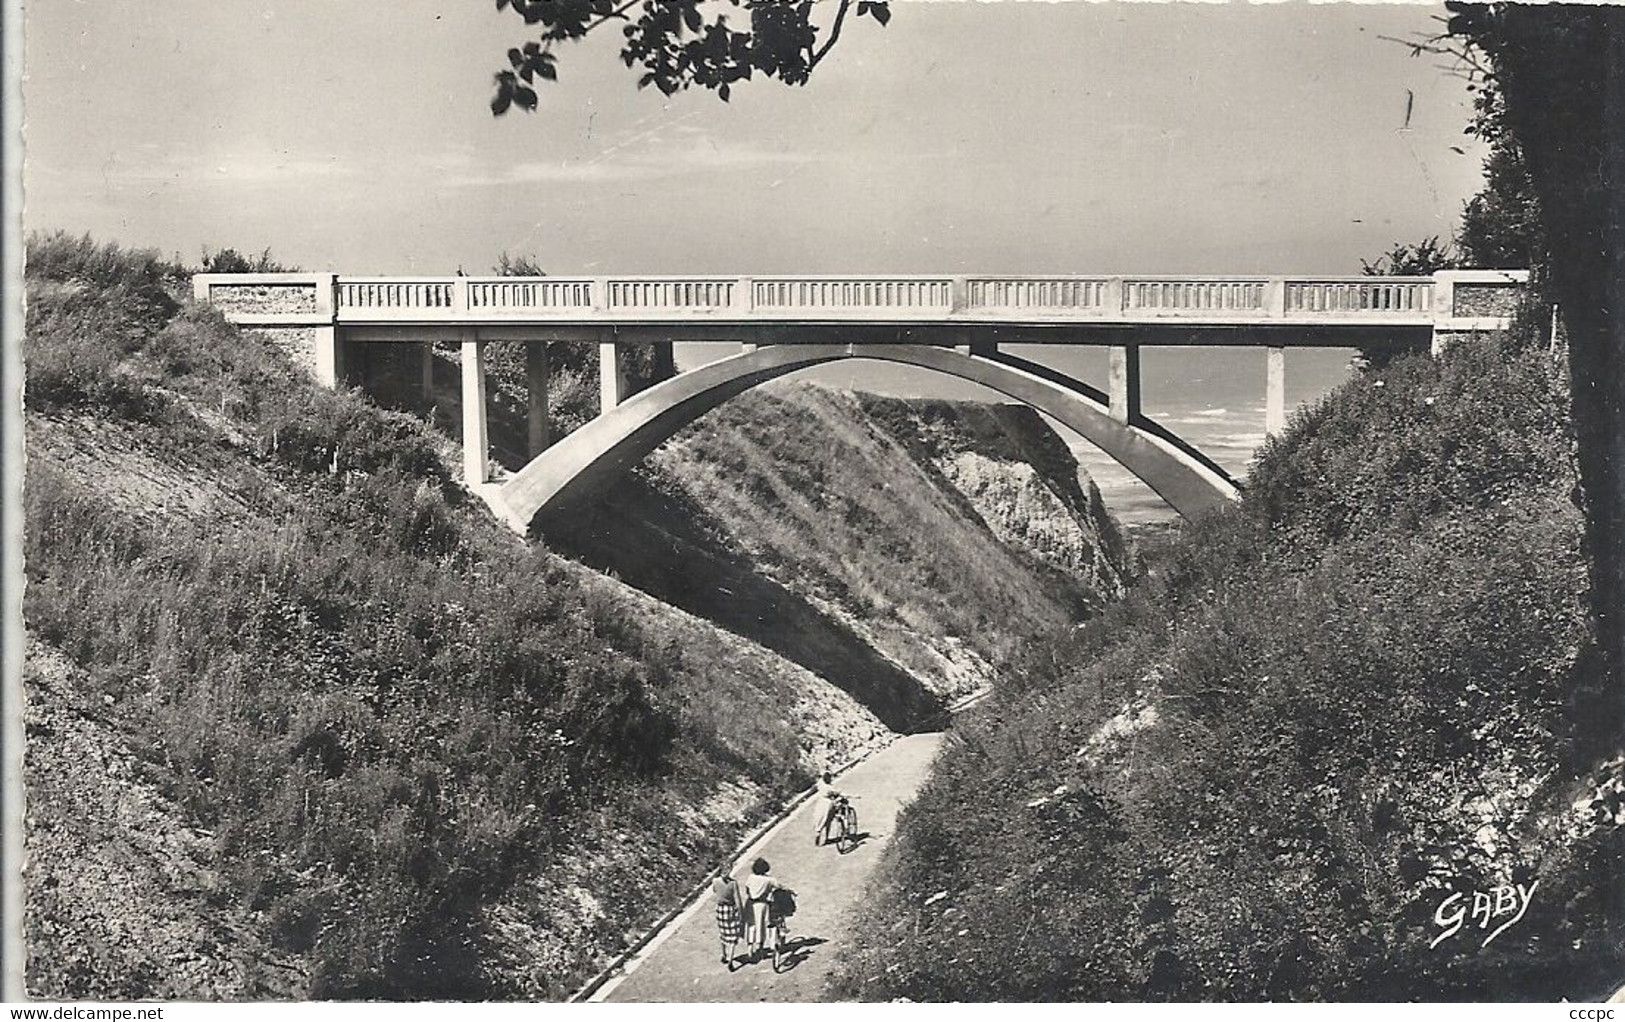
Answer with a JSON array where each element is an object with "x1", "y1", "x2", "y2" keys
[{"x1": 489, "y1": 0, "x2": 891, "y2": 112}]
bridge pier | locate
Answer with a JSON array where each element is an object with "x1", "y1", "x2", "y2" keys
[
  {"x1": 1266, "y1": 346, "x2": 1286, "y2": 436},
  {"x1": 600, "y1": 339, "x2": 630, "y2": 412},
  {"x1": 461, "y1": 333, "x2": 489, "y2": 485},
  {"x1": 527, "y1": 342, "x2": 551, "y2": 458},
  {"x1": 1108, "y1": 345, "x2": 1141, "y2": 424}
]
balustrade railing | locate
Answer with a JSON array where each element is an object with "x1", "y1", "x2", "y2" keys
[
  {"x1": 1285, "y1": 279, "x2": 1433, "y2": 314},
  {"x1": 967, "y1": 278, "x2": 1110, "y2": 311},
  {"x1": 752, "y1": 278, "x2": 953, "y2": 312},
  {"x1": 1125, "y1": 279, "x2": 1267, "y2": 313},
  {"x1": 468, "y1": 279, "x2": 594, "y2": 311},
  {"x1": 609, "y1": 278, "x2": 735, "y2": 310},
  {"x1": 199, "y1": 272, "x2": 1504, "y2": 327},
  {"x1": 338, "y1": 279, "x2": 456, "y2": 311}
]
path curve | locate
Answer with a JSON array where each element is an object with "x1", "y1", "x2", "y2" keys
[{"x1": 599, "y1": 731, "x2": 944, "y2": 1002}]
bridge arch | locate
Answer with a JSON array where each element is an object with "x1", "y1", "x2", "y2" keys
[{"x1": 494, "y1": 344, "x2": 1240, "y2": 532}]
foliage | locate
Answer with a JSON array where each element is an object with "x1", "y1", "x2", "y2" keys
[
  {"x1": 1359, "y1": 236, "x2": 1457, "y2": 277},
  {"x1": 835, "y1": 331, "x2": 1622, "y2": 1000},
  {"x1": 20, "y1": 235, "x2": 822, "y2": 997},
  {"x1": 1456, "y1": 118, "x2": 1545, "y2": 270},
  {"x1": 488, "y1": 0, "x2": 889, "y2": 111},
  {"x1": 23, "y1": 233, "x2": 186, "y2": 415},
  {"x1": 1427, "y1": 3, "x2": 1625, "y2": 690},
  {"x1": 494, "y1": 251, "x2": 546, "y2": 277},
  {"x1": 200, "y1": 247, "x2": 295, "y2": 274}
]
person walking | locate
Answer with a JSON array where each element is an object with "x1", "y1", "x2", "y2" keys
[
  {"x1": 813, "y1": 771, "x2": 838, "y2": 845},
  {"x1": 711, "y1": 872, "x2": 745, "y2": 970},
  {"x1": 742, "y1": 857, "x2": 778, "y2": 962}
]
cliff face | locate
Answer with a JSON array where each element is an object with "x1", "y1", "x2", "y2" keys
[
  {"x1": 852, "y1": 393, "x2": 1131, "y2": 607},
  {"x1": 550, "y1": 382, "x2": 1132, "y2": 713}
]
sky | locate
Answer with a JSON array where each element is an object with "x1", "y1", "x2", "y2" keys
[{"x1": 22, "y1": 0, "x2": 1491, "y2": 522}]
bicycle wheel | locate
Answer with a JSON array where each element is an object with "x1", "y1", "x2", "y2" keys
[
  {"x1": 771, "y1": 923, "x2": 785, "y2": 972},
  {"x1": 837, "y1": 805, "x2": 859, "y2": 853},
  {"x1": 828, "y1": 811, "x2": 848, "y2": 852}
]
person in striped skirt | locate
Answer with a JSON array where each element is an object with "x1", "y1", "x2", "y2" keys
[{"x1": 712, "y1": 873, "x2": 745, "y2": 970}]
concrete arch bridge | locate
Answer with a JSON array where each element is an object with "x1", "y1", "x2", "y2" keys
[{"x1": 195, "y1": 270, "x2": 1526, "y2": 533}]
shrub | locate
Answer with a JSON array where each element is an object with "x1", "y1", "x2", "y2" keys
[
  {"x1": 22, "y1": 236, "x2": 810, "y2": 996},
  {"x1": 836, "y1": 334, "x2": 1616, "y2": 1001}
]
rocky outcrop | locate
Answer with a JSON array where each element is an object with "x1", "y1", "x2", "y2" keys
[{"x1": 857, "y1": 395, "x2": 1132, "y2": 604}]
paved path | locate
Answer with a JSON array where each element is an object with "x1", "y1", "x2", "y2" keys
[{"x1": 602, "y1": 731, "x2": 945, "y2": 1002}]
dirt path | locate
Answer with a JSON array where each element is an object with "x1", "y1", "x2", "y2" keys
[{"x1": 599, "y1": 731, "x2": 945, "y2": 1002}]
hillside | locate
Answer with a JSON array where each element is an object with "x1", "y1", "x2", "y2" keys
[
  {"x1": 545, "y1": 382, "x2": 1128, "y2": 720},
  {"x1": 833, "y1": 332, "x2": 1625, "y2": 1000},
  {"x1": 19, "y1": 234, "x2": 1127, "y2": 999}
]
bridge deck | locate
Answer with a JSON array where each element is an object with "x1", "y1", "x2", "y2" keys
[
  {"x1": 195, "y1": 270, "x2": 1526, "y2": 346},
  {"x1": 191, "y1": 268, "x2": 1527, "y2": 528}
]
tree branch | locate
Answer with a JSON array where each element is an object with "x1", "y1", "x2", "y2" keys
[
  {"x1": 584, "y1": 0, "x2": 644, "y2": 36},
  {"x1": 808, "y1": 0, "x2": 854, "y2": 70}
]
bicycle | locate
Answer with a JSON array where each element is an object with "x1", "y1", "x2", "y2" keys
[
  {"x1": 826, "y1": 795, "x2": 859, "y2": 854},
  {"x1": 766, "y1": 886, "x2": 797, "y2": 972}
]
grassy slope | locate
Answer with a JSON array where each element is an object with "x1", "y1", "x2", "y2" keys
[
  {"x1": 834, "y1": 334, "x2": 1625, "y2": 1001},
  {"x1": 19, "y1": 236, "x2": 895, "y2": 999},
  {"x1": 21, "y1": 234, "x2": 1128, "y2": 999}
]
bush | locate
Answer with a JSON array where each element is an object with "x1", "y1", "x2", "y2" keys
[
  {"x1": 836, "y1": 334, "x2": 1618, "y2": 1001},
  {"x1": 199, "y1": 247, "x2": 293, "y2": 274},
  {"x1": 21, "y1": 235, "x2": 805, "y2": 997}
]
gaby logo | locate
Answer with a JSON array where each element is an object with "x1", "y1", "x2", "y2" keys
[{"x1": 1430, "y1": 881, "x2": 1538, "y2": 950}]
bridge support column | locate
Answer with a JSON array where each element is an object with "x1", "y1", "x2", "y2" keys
[
  {"x1": 1108, "y1": 344, "x2": 1141, "y2": 424},
  {"x1": 1266, "y1": 346, "x2": 1286, "y2": 436},
  {"x1": 314, "y1": 327, "x2": 345, "y2": 389},
  {"x1": 968, "y1": 338, "x2": 998, "y2": 359},
  {"x1": 421, "y1": 342, "x2": 436, "y2": 401},
  {"x1": 461, "y1": 333, "x2": 489, "y2": 485},
  {"x1": 599, "y1": 339, "x2": 629, "y2": 412},
  {"x1": 527, "y1": 342, "x2": 551, "y2": 458}
]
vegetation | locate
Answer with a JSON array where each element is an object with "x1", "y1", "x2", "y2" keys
[
  {"x1": 1359, "y1": 236, "x2": 1456, "y2": 278},
  {"x1": 834, "y1": 326, "x2": 1623, "y2": 999},
  {"x1": 547, "y1": 383, "x2": 1128, "y2": 728},
  {"x1": 19, "y1": 234, "x2": 865, "y2": 997},
  {"x1": 488, "y1": 0, "x2": 890, "y2": 111},
  {"x1": 199, "y1": 247, "x2": 295, "y2": 274},
  {"x1": 1439, "y1": 4, "x2": 1625, "y2": 700}
]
